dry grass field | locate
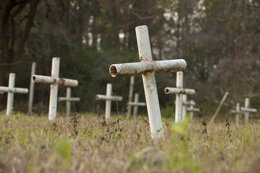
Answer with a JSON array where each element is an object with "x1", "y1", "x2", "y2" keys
[{"x1": 0, "y1": 112, "x2": 259, "y2": 173}]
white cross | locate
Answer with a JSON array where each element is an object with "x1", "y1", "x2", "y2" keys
[
  {"x1": 32, "y1": 57, "x2": 78, "y2": 121},
  {"x1": 96, "y1": 83, "x2": 123, "y2": 119},
  {"x1": 240, "y1": 98, "x2": 257, "y2": 124},
  {"x1": 128, "y1": 93, "x2": 146, "y2": 116},
  {"x1": 58, "y1": 87, "x2": 80, "y2": 116},
  {"x1": 109, "y1": 25, "x2": 186, "y2": 140},
  {"x1": 164, "y1": 71, "x2": 195, "y2": 122},
  {"x1": 0, "y1": 73, "x2": 28, "y2": 116},
  {"x1": 230, "y1": 102, "x2": 242, "y2": 126},
  {"x1": 183, "y1": 98, "x2": 200, "y2": 122}
]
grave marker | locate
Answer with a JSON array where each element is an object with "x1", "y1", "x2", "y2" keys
[
  {"x1": 32, "y1": 57, "x2": 78, "y2": 121},
  {"x1": 240, "y1": 98, "x2": 257, "y2": 124},
  {"x1": 128, "y1": 93, "x2": 146, "y2": 116},
  {"x1": 58, "y1": 87, "x2": 80, "y2": 116},
  {"x1": 109, "y1": 25, "x2": 186, "y2": 140},
  {"x1": 96, "y1": 83, "x2": 123, "y2": 119},
  {"x1": 230, "y1": 102, "x2": 242, "y2": 126},
  {"x1": 164, "y1": 71, "x2": 195, "y2": 122},
  {"x1": 184, "y1": 99, "x2": 200, "y2": 122},
  {"x1": 0, "y1": 73, "x2": 28, "y2": 116}
]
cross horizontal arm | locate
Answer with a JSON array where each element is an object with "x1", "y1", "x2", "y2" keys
[
  {"x1": 109, "y1": 59, "x2": 186, "y2": 77},
  {"x1": 230, "y1": 110, "x2": 242, "y2": 114},
  {"x1": 164, "y1": 87, "x2": 195, "y2": 95},
  {"x1": 240, "y1": 107, "x2": 257, "y2": 113},
  {"x1": 183, "y1": 100, "x2": 196, "y2": 106},
  {"x1": 187, "y1": 107, "x2": 200, "y2": 112},
  {"x1": 96, "y1": 95, "x2": 123, "y2": 101},
  {"x1": 128, "y1": 102, "x2": 146, "y2": 106},
  {"x1": 0, "y1": 86, "x2": 28, "y2": 94},
  {"x1": 58, "y1": 97, "x2": 80, "y2": 102},
  {"x1": 32, "y1": 75, "x2": 78, "y2": 87}
]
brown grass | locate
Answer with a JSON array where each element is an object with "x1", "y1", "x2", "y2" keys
[{"x1": 0, "y1": 112, "x2": 259, "y2": 173}]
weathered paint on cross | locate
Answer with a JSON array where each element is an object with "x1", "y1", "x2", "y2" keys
[
  {"x1": 128, "y1": 93, "x2": 146, "y2": 116},
  {"x1": 109, "y1": 25, "x2": 187, "y2": 140},
  {"x1": 164, "y1": 71, "x2": 195, "y2": 122},
  {"x1": 96, "y1": 83, "x2": 123, "y2": 120},
  {"x1": 58, "y1": 87, "x2": 80, "y2": 116},
  {"x1": 32, "y1": 57, "x2": 78, "y2": 121},
  {"x1": 0, "y1": 73, "x2": 28, "y2": 116}
]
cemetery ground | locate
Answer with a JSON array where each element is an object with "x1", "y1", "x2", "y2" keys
[{"x1": 0, "y1": 112, "x2": 259, "y2": 173}]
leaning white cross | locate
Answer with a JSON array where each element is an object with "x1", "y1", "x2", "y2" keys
[
  {"x1": 96, "y1": 83, "x2": 123, "y2": 119},
  {"x1": 240, "y1": 97, "x2": 257, "y2": 124},
  {"x1": 164, "y1": 71, "x2": 195, "y2": 122},
  {"x1": 109, "y1": 25, "x2": 186, "y2": 140},
  {"x1": 32, "y1": 57, "x2": 78, "y2": 121},
  {"x1": 58, "y1": 87, "x2": 80, "y2": 116},
  {"x1": 128, "y1": 93, "x2": 146, "y2": 116},
  {"x1": 0, "y1": 73, "x2": 28, "y2": 116}
]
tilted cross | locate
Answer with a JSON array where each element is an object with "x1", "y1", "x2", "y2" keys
[
  {"x1": 0, "y1": 73, "x2": 28, "y2": 116},
  {"x1": 32, "y1": 57, "x2": 78, "y2": 121},
  {"x1": 109, "y1": 25, "x2": 186, "y2": 140},
  {"x1": 96, "y1": 83, "x2": 123, "y2": 119}
]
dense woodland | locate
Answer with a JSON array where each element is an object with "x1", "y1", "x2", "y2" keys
[{"x1": 0, "y1": 0, "x2": 260, "y2": 113}]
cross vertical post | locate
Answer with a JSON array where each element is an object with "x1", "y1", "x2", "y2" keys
[
  {"x1": 105, "y1": 83, "x2": 112, "y2": 119},
  {"x1": 182, "y1": 94, "x2": 187, "y2": 120},
  {"x1": 135, "y1": 26, "x2": 163, "y2": 139},
  {"x1": 49, "y1": 58, "x2": 60, "y2": 121},
  {"x1": 235, "y1": 103, "x2": 240, "y2": 126},
  {"x1": 28, "y1": 62, "x2": 36, "y2": 114},
  {"x1": 127, "y1": 76, "x2": 135, "y2": 117},
  {"x1": 7, "y1": 73, "x2": 15, "y2": 116}
]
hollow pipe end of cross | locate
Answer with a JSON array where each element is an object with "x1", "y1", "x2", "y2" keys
[
  {"x1": 32, "y1": 75, "x2": 37, "y2": 82},
  {"x1": 109, "y1": 65, "x2": 118, "y2": 77},
  {"x1": 164, "y1": 87, "x2": 170, "y2": 94}
]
